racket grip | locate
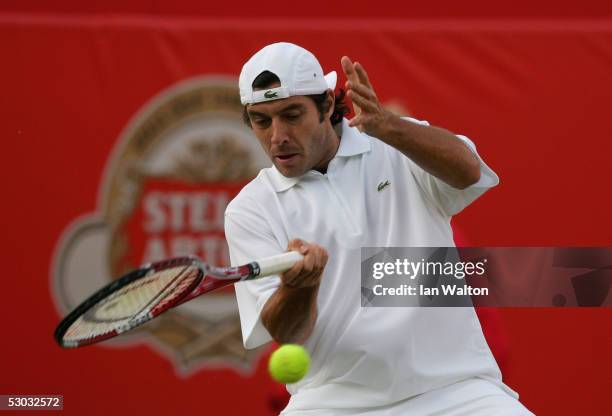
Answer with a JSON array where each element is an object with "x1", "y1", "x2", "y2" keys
[{"x1": 256, "y1": 251, "x2": 304, "y2": 277}]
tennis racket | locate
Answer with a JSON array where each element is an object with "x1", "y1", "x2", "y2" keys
[{"x1": 54, "y1": 251, "x2": 303, "y2": 348}]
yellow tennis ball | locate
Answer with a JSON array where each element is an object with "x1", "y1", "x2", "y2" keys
[{"x1": 268, "y1": 344, "x2": 310, "y2": 384}]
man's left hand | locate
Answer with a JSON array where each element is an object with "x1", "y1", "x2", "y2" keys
[{"x1": 341, "y1": 56, "x2": 393, "y2": 138}]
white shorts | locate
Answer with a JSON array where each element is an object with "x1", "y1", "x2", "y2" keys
[{"x1": 281, "y1": 378, "x2": 534, "y2": 416}]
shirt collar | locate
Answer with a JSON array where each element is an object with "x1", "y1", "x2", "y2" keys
[
  {"x1": 268, "y1": 168, "x2": 301, "y2": 192},
  {"x1": 335, "y1": 118, "x2": 371, "y2": 157},
  {"x1": 268, "y1": 118, "x2": 371, "y2": 192}
]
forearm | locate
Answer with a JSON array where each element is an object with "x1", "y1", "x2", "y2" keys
[
  {"x1": 261, "y1": 283, "x2": 319, "y2": 344},
  {"x1": 377, "y1": 114, "x2": 481, "y2": 189}
]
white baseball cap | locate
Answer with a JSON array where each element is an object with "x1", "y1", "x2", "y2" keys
[{"x1": 239, "y1": 42, "x2": 337, "y2": 105}]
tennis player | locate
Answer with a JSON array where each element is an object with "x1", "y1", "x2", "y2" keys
[{"x1": 225, "y1": 42, "x2": 533, "y2": 415}]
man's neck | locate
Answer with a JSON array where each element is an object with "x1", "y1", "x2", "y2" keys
[
  {"x1": 333, "y1": 121, "x2": 343, "y2": 140},
  {"x1": 313, "y1": 123, "x2": 342, "y2": 174}
]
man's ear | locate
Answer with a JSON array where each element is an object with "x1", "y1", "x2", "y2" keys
[{"x1": 325, "y1": 90, "x2": 335, "y2": 119}]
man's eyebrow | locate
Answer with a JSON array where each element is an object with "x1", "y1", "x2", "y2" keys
[
  {"x1": 248, "y1": 103, "x2": 306, "y2": 118},
  {"x1": 277, "y1": 103, "x2": 306, "y2": 113}
]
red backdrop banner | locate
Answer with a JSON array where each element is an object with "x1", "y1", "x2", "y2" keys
[{"x1": 1, "y1": 14, "x2": 611, "y2": 415}]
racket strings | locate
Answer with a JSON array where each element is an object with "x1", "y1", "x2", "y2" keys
[{"x1": 63, "y1": 265, "x2": 199, "y2": 343}]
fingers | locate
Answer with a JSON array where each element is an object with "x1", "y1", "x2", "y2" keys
[
  {"x1": 282, "y1": 239, "x2": 328, "y2": 288},
  {"x1": 341, "y1": 56, "x2": 359, "y2": 84},
  {"x1": 306, "y1": 246, "x2": 327, "y2": 283},
  {"x1": 283, "y1": 238, "x2": 307, "y2": 285},
  {"x1": 346, "y1": 81, "x2": 376, "y2": 101},
  {"x1": 341, "y1": 57, "x2": 372, "y2": 88},
  {"x1": 343, "y1": 60, "x2": 377, "y2": 122},
  {"x1": 347, "y1": 87, "x2": 378, "y2": 112},
  {"x1": 354, "y1": 62, "x2": 373, "y2": 89},
  {"x1": 341, "y1": 56, "x2": 362, "y2": 119},
  {"x1": 287, "y1": 238, "x2": 308, "y2": 254}
]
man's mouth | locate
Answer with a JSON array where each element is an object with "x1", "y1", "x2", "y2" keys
[{"x1": 275, "y1": 153, "x2": 299, "y2": 165}]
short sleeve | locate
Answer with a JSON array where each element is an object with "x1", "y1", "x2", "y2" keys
[
  {"x1": 399, "y1": 117, "x2": 500, "y2": 217},
  {"x1": 225, "y1": 203, "x2": 284, "y2": 349}
]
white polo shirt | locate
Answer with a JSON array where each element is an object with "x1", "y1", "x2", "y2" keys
[{"x1": 225, "y1": 118, "x2": 524, "y2": 414}]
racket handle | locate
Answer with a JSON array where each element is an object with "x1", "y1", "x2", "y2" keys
[{"x1": 255, "y1": 251, "x2": 304, "y2": 277}]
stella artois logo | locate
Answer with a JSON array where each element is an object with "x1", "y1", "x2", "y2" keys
[{"x1": 52, "y1": 77, "x2": 271, "y2": 375}]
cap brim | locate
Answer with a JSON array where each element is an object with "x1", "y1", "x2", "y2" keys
[{"x1": 324, "y1": 71, "x2": 337, "y2": 90}]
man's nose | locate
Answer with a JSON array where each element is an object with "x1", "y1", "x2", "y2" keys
[{"x1": 270, "y1": 118, "x2": 289, "y2": 146}]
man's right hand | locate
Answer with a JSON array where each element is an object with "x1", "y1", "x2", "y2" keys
[
  {"x1": 281, "y1": 239, "x2": 329, "y2": 289},
  {"x1": 261, "y1": 239, "x2": 328, "y2": 344}
]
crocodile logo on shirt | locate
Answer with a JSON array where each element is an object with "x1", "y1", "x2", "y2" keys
[
  {"x1": 377, "y1": 180, "x2": 391, "y2": 192},
  {"x1": 264, "y1": 90, "x2": 278, "y2": 99}
]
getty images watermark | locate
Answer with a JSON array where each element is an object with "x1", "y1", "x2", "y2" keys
[{"x1": 361, "y1": 247, "x2": 612, "y2": 307}]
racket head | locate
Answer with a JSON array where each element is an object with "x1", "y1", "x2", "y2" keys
[{"x1": 54, "y1": 256, "x2": 204, "y2": 348}]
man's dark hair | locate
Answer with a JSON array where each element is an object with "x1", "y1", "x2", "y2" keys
[{"x1": 242, "y1": 71, "x2": 349, "y2": 127}]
